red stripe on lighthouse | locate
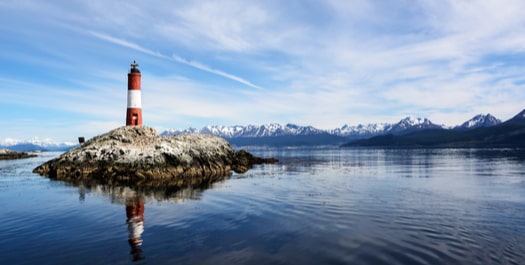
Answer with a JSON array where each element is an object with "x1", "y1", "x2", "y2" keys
[{"x1": 126, "y1": 61, "x2": 143, "y2": 126}]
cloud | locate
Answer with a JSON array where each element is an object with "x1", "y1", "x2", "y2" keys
[
  {"x1": 2, "y1": 0, "x2": 525, "y2": 141},
  {"x1": 171, "y1": 55, "x2": 262, "y2": 89},
  {"x1": 154, "y1": 1, "x2": 291, "y2": 53},
  {"x1": 88, "y1": 31, "x2": 262, "y2": 89},
  {"x1": 87, "y1": 31, "x2": 168, "y2": 59}
]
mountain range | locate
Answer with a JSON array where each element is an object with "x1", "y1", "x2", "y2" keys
[
  {"x1": 1, "y1": 112, "x2": 514, "y2": 150},
  {"x1": 161, "y1": 113, "x2": 504, "y2": 146},
  {"x1": 0, "y1": 138, "x2": 77, "y2": 152},
  {"x1": 343, "y1": 110, "x2": 525, "y2": 148}
]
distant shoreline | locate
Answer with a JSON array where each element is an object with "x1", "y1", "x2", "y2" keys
[{"x1": 0, "y1": 149, "x2": 37, "y2": 160}]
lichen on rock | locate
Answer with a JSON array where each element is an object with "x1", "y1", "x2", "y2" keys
[{"x1": 33, "y1": 126, "x2": 277, "y2": 186}]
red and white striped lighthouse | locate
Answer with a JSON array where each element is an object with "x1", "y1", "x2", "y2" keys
[{"x1": 126, "y1": 61, "x2": 142, "y2": 126}]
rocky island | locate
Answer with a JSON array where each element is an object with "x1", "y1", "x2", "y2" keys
[
  {"x1": 0, "y1": 149, "x2": 37, "y2": 160},
  {"x1": 33, "y1": 126, "x2": 277, "y2": 187}
]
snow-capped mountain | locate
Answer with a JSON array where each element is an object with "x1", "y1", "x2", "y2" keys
[
  {"x1": 161, "y1": 123, "x2": 327, "y2": 138},
  {"x1": 6, "y1": 112, "x2": 508, "y2": 150},
  {"x1": 344, "y1": 109, "x2": 525, "y2": 148},
  {"x1": 389, "y1": 117, "x2": 444, "y2": 134},
  {"x1": 161, "y1": 123, "x2": 342, "y2": 146},
  {"x1": 161, "y1": 113, "x2": 510, "y2": 146},
  {"x1": 0, "y1": 137, "x2": 78, "y2": 151},
  {"x1": 330, "y1": 123, "x2": 392, "y2": 137},
  {"x1": 331, "y1": 117, "x2": 445, "y2": 138},
  {"x1": 164, "y1": 117, "x2": 446, "y2": 141},
  {"x1": 161, "y1": 127, "x2": 200, "y2": 136},
  {"x1": 455, "y1": 114, "x2": 501, "y2": 130}
]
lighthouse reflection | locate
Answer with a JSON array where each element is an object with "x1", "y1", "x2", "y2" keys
[
  {"x1": 126, "y1": 195, "x2": 145, "y2": 261},
  {"x1": 67, "y1": 175, "x2": 230, "y2": 262}
]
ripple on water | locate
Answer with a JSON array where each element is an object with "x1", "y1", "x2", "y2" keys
[{"x1": 2, "y1": 148, "x2": 525, "y2": 264}]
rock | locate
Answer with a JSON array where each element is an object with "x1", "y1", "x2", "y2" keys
[
  {"x1": 0, "y1": 149, "x2": 37, "y2": 160},
  {"x1": 32, "y1": 126, "x2": 277, "y2": 187},
  {"x1": 232, "y1": 149, "x2": 279, "y2": 173}
]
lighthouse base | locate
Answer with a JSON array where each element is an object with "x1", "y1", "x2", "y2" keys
[{"x1": 126, "y1": 108, "x2": 142, "y2": 126}]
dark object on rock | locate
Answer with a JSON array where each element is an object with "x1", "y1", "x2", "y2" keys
[
  {"x1": 0, "y1": 149, "x2": 37, "y2": 160},
  {"x1": 232, "y1": 149, "x2": 279, "y2": 173},
  {"x1": 33, "y1": 126, "x2": 277, "y2": 186}
]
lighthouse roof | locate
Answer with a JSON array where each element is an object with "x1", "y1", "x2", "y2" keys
[{"x1": 130, "y1": 60, "x2": 140, "y2": 73}]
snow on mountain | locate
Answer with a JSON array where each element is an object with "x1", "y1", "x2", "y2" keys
[
  {"x1": 162, "y1": 117, "x2": 446, "y2": 140},
  {"x1": 0, "y1": 137, "x2": 77, "y2": 151},
  {"x1": 331, "y1": 117, "x2": 445, "y2": 137},
  {"x1": 161, "y1": 112, "x2": 509, "y2": 142},
  {"x1": 389, "y1": 117, "x2": 444, "y2": 134},
  {"x1": 0, "y1": 111, "x2": 511, "y2": 150},
  {"x1": 161, "y1": 127, "x2": 200, "y2": 136},
  {"x1": 161, "y1": 123, "x2": 327, "y2": 138},
  {"x1": 456, "y1": 114, "x2": 501, "y2": 129},
  {"x1": 330, "y1": 123, "x2": 392, "y2": 137}
]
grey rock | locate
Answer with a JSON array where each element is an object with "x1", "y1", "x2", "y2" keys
[
  {"x1": 0, "y1": 149, "x2": 37, "y2": 160},
  {"x1": 33, "y1": 126, "x2": 277, "y2": 187}
]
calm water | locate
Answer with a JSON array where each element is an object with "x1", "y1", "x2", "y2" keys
[{"x1": 1, "y1": 147, "x2": 525, "y2": 265}]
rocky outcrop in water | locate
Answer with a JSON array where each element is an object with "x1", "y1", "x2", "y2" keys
[
  {"x1": 33, "y1": 126, "x2": 277, "y2": 186},
  {"x1": 0, "y1": 149, "x2": 37, "y2": 160}
]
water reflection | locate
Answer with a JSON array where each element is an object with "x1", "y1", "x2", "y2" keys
[
  {"x1": 29, "y1": 148, "x2": 524, "y2": 264},
  {"x1": 64, "y1": 173, "x2": 230, "y2": 203},
  {"x1": 126, "y1": 195, "x2": 145, "y2": 261},
  {"x1": 56, "y1": 174, "x2": 231, "y2": 263}
]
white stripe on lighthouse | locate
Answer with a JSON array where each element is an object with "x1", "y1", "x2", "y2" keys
[{"x1": 127, "y1": 90, "x2": 142, "y2": 108}]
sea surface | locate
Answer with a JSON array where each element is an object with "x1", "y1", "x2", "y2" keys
[{"x1": 1, "y1": 147, "x2": 524, "y2": 265}]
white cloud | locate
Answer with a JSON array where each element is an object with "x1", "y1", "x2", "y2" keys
[
  {"x1": 171, "y1": 55, "x2": 262, "y2": 90},
  {"x1": 1, "y1": 0, "x2": 525, "y2": 140},
  {"x1": 88, "y1": 31, "x2": 262, "y2": 90},
  {"x1": 88, "y1": 31, "x2": 167, "y2": 59}
]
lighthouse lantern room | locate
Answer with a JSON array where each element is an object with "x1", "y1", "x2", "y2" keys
[{"x1": 126, "y1": 61, "x2": 143, "y2": 126}]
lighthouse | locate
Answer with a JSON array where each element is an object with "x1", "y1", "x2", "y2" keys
[{"x1": 126, "y1": 61, "x2": 142, "y2": 126}]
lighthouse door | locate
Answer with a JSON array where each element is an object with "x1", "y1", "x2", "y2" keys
[{"x1": 132, "y1": 114, "x2": 138, "y2": 125}]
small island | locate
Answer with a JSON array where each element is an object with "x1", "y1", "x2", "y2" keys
[
  {"x1": 33, "y1": 126, "x2": 277, "y2": 186},
  {"x1": 0, "y1": 149, "x2": 37, "y2": 160},
  {"x1": 33, "y1": 62, "x2": 277, "y2": 187}
]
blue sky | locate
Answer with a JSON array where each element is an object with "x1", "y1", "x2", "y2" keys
[{"x1": 1, "y1": 0, "x2": 525, "y2": 142}]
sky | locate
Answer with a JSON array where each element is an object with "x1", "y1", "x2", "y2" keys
[{"x1": 1, "y1": 0, "x2": 525, "y2": 142}]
